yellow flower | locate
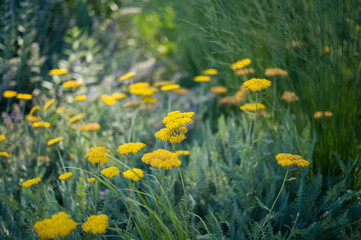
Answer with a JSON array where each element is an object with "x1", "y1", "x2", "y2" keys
[
  {"x1": 26, "y1": 115, "x2": 40, "y2": 122},
  {"x1": 50, "y1": 69, "x2": 68, "y2": 75},
  {"x1": 38, "y1": 156, "x2": 50, "y2": 162},
  {"x1": 175, "y1": 150, "x2": 190, "y2": 156},
  {"x1": 314, "y1": 111, "x2": 333, "y2": 119},
  {"x1": 129, "y1": 82, "x2": 149, "y2": 90},
  {"x1": 231, "y1": 58, "x2": 251, "y2": 70},
  {"x1": 82, "y1": 214, "x2": 109, "y2": 234},
  {"x1": 129, "y1": 83, "x2": 158, "y2": 96},
  {"x1": 75, "y1": 95, "x2": 87, "y2": 102},
  {"x1": 202, "y1": 69, "x2": 218, "y2": 75},
  {"x1": 194, "y1": 75, "x2": 211, "y2": 82},
  {"x1": 0, "y1": 152, "x2": 10, "y2": 158},
  {"x1": 155, "y1": 127, "x2": 187, "y2": 144},
  {"x1": 276, "y1": 153, "x2": 310, "y2": 167},
  {"x1": 123, "y1": 168, "x2": 144, "y2": 181},
  {"x1": 141, "y1": 96, "x2": 157, "y2": 104},
  {"x1": 240, "y1": 103, "x2": 266, "y2": 111},
  {"x1": 87, "y1": 178, "x2": 96, "y2": 183},
  {"x1": 162, "y1": 111, "x2": 195, "y2": 129},
  {"x1": 119, "y1": 71, "x2": 136, "y2": 81},
  {"x1": 123, "y1": 101, "x2": 140, "y2": 108},
  {"x1": 62, "y1": 80, "x2": 83, "y2": 88},
  {"x1": 16, "y1": 93, "x2": 33, "y2": 100},
  {"x1": 210, "y1": 86, "x2": 228, "y2": 94},
  {"x1": 47, "y1": 137, "x2": 63, "y2": 146},
  {"x1": 44, "y1": 99, "x2": 55, "y2": 111},
  {"x1": 118, "y1": 142, "x2": 146, "y2": 155},
  {"x1": 0, "y1": 135, "x2": 5, "y2": 142},
  {"x1": 32, "y1": 122, "x2": 51, "y2": 128},
  {"x1": 101, "y1": 167, "x2": 120, "y2": 178},
  {"x1": 324, "y1": 111, "x2": 333, "y2": 117},
  {"x1": 85, "y1": 147, "x2": 110, "y2": 164},
  {"x1": 59, "y1": 172, "x2": 72, "y2": 180},
  {"x1": 22, "y1": 177, "x2": 41, "y2": 188},
  {"x1": 172, "y1": 87, "x2": 189, "y2": 95},
  {"x1": 281, "y1": 91, "x2": 299, "y2": 103},
  {"x1": 34, "y1": 212, "x2": 76, "y2": 240},
  {"x1": 30, "y1": 105, "x2": 40, "y2": 115},
  {"x1": 78, "y1": 123, "x2": 101, "y2": 131},
  {"x1": 111, "y1": 92, "x2": 127, "y2": 100},
  {"x1": 153, "y1": 81, "x2": 174, "y2": 87},
  {"x1": 236, "y1": 68, "x2": 255, "y2": 76},
  {"x1": 56, "y1": 107, "x2": 67, "y2": 113},
  {"x1": 3, "y1": 90, "x2": 17, "y2": 98},
  {"x1": 161, "y1": 84, "x2": 180, "y2": 91},
  {"x1": 70, "y1": 113, "x2": 85, "y2": 123},
  {"x1": 101, "y1": 95, "x2": 116, "y2": 105},
  {"x1": 243, "y1": 78, "x2": 271, "y2": 92},
  {"x1": 265, "y1": 68, "x2": 288, "y2": 77},
  {"x1": 142, "y1": 149, "x2": 181, "y2": 170}
]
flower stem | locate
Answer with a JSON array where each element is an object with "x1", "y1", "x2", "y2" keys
[{"x1": 155, "y1": 169, "x2": 163, "y2": 214}]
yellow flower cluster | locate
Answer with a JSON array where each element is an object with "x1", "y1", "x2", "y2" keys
[
  {"x1": 59, "y1": 172, "x2": 72, "y2": 180},
  {"x1": 141, "y1": 96, "x2": 157, "y2": 104},
  {"x1": 101, "y1": 167, "x2": 120, "y2": 178},
  {"x1": 118, "y1": 142, "x2": 146, "y2": 155},
  {"x1": 281, "y1": 91, "x2": 299, "y2": 103},
  {"x1": 123, "y1": 168, "x2": 144, "y2": 181},
  {"x1": 210, "y1": 86, "x2": 228, "y2": 94},
  {"x1": 62, "y1": 80, "x2": 83, "y2": 88},
  {"x1": 142, "y1": 149, "x2": 181, "y2": 170},
  {"x1": 87, "y1": 178, "x2": 96, "y2": 183},
  {"x1": 0, "y1": 152, "x2": 10, "y2": 158},
  {"x1": 265, "y1": 68, "x2": 288, "y2": 77},
  {"x1": 22, "y1": 177, "x2": 41, "y2": 188},
  {"x1": 70, "y1": 113, "x2": 85, "y2": 123},
  {"x1": 30, "y1": 105, "x2": 40, "y2": 115},
  {"x1": 194, "y1": 75, "x2": 211, "y2": 82},
  {"x1": 75, "y1": 95, "x2": 87, "y2": 102},
  {"x1": 129, "y1": 83, "x2": 158, "y2": 96},
  {"x1": 175, "y1": 150, "x2": 190, "y2": 156},
  {"x1": 161, "y1": 84, "x2": 180, "y2": 91},
  {"x1": 34, "y1": 212, "x2": 76, "y2": 240},
  {"x1": 44, "y1": 99, "x2": 55, "y2": 110},
  {"x1": 78, "y1": 123, "x2": 101, "y2": 131},
  {"x1": 162, "y1": 111, "x2": 195, "y2": 129},
  {"x1": 231, "y1": 58, "x2": 251, "y2": 70},
  {"x1": 56, "y1": 107, "x2": 67, "y2": 113},
  {"x1": 0, "y1": 135, "x2": 5, "y2": 142},
  {"x1": 3, "y1": 90, "x2": 17, "y2": 98},
  {"x1": 47, "y1": 137, "x2": 63, "y2": 146},
  {"x1": 50, "y1": 69, "x2": 68, "y2": 75},
  {"x1": 236, "y1": 68, "x2": 255, "y2": 76},
  {"x1": 82, "y1": 214, "x2": 109, "y2": 234},
  {"x1": 38, "y1": 156, "x2": 50, "y2": 162},
  {"x1": 111, "y1": 92, "x2": 127, "y2": 100},
  {"x1": 85, "y1": 147, "x2": 110, "y2": 164},
  {"x1": 240, "y1": 103, "x2": 266, "y2": 111},
  {"x1": 155, "y1": 127, "x2": 187, "y2": 144},
  {"x1": 32, "y1": 122, "x2": 51, "y2": 128},
  {"x1": 101, "y1": 94, "x2": 116, "y2": 105},
  {"x1": 314, "y1": 111, "x2": 333, "y2": 119},
  {"x1": 243, "y1": 78, "x2": 271, "y2": 92},
  {"x1": 173, "y1": 87, "x2": 189, "y2": 95},
  {"x1": 153, "y1": 81, "x2": 174, "y2": 87},
  {"x1": 123, "y1": 101, "x2": 140, "y2": 108},
  {"x1": 16, "y1": 93, "x2": 33, "y2": 100},
  {"x1": 202, "y1": 69, "x2": 218, "y2": 75},
  {"x1": 119, "y1": 71, "x2": 136, "y2": 81},
  {"x1": 276, "y1": 153, "x2": 310, "y2": 167},
  {"x1": 27, "y1": 115, "x2": 40, "y2": 122}
]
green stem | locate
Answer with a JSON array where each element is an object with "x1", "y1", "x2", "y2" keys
[{"x1": 155, "y1": 169, "x2": 163, "y2": 214}]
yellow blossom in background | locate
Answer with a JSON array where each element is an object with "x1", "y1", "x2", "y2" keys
[
  {"x1": 32, "y1": 122, "x2": 51, "y2": 128},
  {"x1": 210, "y1": 86, "x2": 228, "y2": 94},
  {"x1": 50, "y1": 69, "x2": 68, "y2": 75},
  {"x1": 16, "y1": 93, "x2": 33, "y2": 100},
  {"x1": 22, "y1": 177, "x2": 41, "y2": 188},
  {"x1": 194, "y1": 75, "x2": 211, "y2": 82},
  {"x1": 38, "y1": 156, "x2": 50, "y2": 162},
  {"x1": 85, "y1": 146, "x2": 110, "y2": 164},
  {"x1": 75, "y1": 95, "x2": 87, "y2": 102},
  {"x1": 276, "y1": 153, "x2": 310, "y2": 167},
  {"x1": 243, "y1": 78, "x2": 271, "y2": 92},
  {"x1": 62, "y1": 80, "x2": 83, "y2": 88},
  {"x1": 324, "y1": 111, "x2": 333, "y2": 117},
  {"x1": 101, "y1": 167, "x2": 120, "y2": 178},
  {"x1": 129, "y1": 82, "x2": 149, "y2": 90},
  {"x1": 111, "y1": 92, "x2": 127, "y2": 100},
  {"x1": 0, "y1": 135, "x2": 5, "y2": 142},
  {"x1": 77, "y1": 123, "x2": 101, "y2": 131},
  {"x1": 240, "y1": 103, "x2": 266, "y2": 111},
  {"x1": 314, "y1": 111, "x2": 333, "y2": 119},
  {"x1": 30, "y1": 105, "x2": 40, "y2": 115},
  {"x1": 231, "y1": 58, "x2": 251, "y2": 70},
  {"x1": 161, "y1": 84, "x2": 180, "y2": 91},
  {"x1": 101, "y1": 95, "x2": 116, "y2": 105},
  {"x1": 34, "y1": 212, "x2": 76, "y2": 240},
  {"x1": 123, "y1": 101, "x2": 140, "y2": 108},
  {"x1": 265, "y1": 68, "x2": 288, "y2": 77},
  {"x1": 176, "y1": 150, "x2": 190, "y2": 156},
  {"x1": 0, "y1": 152, "x2": 10, "y2": 158},
  {"x1": 118, "y1": 142, "x2": 146, "y2": 155},
  {"x1": 3, "y1": 90, "x2": 17, "y2": 98},
  {"x1": 59, "y1": 172, "x2": 72, "y2": 180},
  {"x1": 123, "y1": 168, "x2": 144, "y2": 181},
  {"x1": 202, "y1": 69, "x2": 218, "y2": 75},
  {"x1": 153, "y1": 81, "x2": 174, "y2": 87},
  {"x1": 142, "y1": 149, "x2": 181, "y2": 170},
  {"x1": 70, "y1": 113, "x2": 85, "y2": 123},
  {"x1": 119, "y1": 71, "x2": 136, "y2": 81},
  {"x1": 162, "y1": 111, "x2": 195, "y2": 129},
  {"x1": 82, "y1": 214, "x2": 109, "y2": 234},
  {"x1": 47, "y1": 137, "x2": 63, "y2": 146},
  {"x1": 141, "y1": 96, "x2": 157, "y2": 104},
  {"x1": 87, "y1": 178, "x2": 96, "y2": 183},
  {"x1": 129, "y1": 83, "x2": 158, "y2": 96},
  {"x1": 173, "y1": 87, "x2": 189, "y2": 95},
  {"x1": 44, "y1": 99, "x2": 55, "y2": 110},
  {"x1": 281, "y1": 91, "x2": 299, "y2": 103},
  {"x1": 320, "y1": 46, "x2": 332, "y2": 55},
  {"x1": 236, "y1": 68, "x2": 255, "y2": 76},
  {"x1": 56, "y1": 107, "x2": 67, "y2": 113}
]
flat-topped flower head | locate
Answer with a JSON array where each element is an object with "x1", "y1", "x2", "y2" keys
[
  {"x1": 265, "y1": 68, "x2": 288, "y2": 77},
  {"x1": 22, "y1": 177, "x2": 41, "y2": 188},
  {"x1": 161, "y1": 84, "x2": 180, "y2": 91},
  {"x1": 30, "y1": 105, "x2": 40, "y2": 115},
  {"x1": 47, "y1": 137, "x2": 63, "y2": 146},
  {"x1": 153, "y1": 81, "x2": 174, "y2": 87},
  {"x1": 173, "y1": 87, "x2": 189, "y2": 95},
  {"x1": 3, "y1": 90, "x2": 17, "y2": 98},
  {"x1": 70, "y1": 113, "x2": 85, "y2": 123},
  {"x1": 101, "y1": 95, "x2": 116, "y2": 105},
  {"x1": 87, "y1": 178, "x2": 96, "y2": 183},
  {"x1": 194, "y1": 75, "x2": 211, "y2": 82},
  {"x1": 155, "y1": 127, "x2": 187, "y2": 144},
  {"x1": 162, "y1": 111, "x2": 195, "y2": 129},
  {"x1": 281, "y1": 91, "x2": 299, "y2": 103},
  {"x1": 123, "y1": 168, "x2": 144, "y2": 181},
  {"x1": 141, "y1": 96, "x2": 157, "y2": 104},
  {"x1": 44, "y1": 99, "x2": 55, "y2": 110},
  {"x1": 59, "y1": 172, "x2": 72, "y2": 180},
  {"x1": 85, "y1": 147, "x2": 110, "y2": 164},
  {"x1": 112, "y1": 92, "x2": 127, "y2": 100},
  {"x1": 210, "y1": 86, "x2": 228, "y2": 94},
  {"x1": 236, "y1": 68, "x2": 255, "y2": 76},
  {"x1": 123, "y1": 101, "x2": 140, "y2": 108},
  {"x1": 231, "y1": 58, "x2": 251, "y2": 70},
  {"x1": 0, "y1": 152, "x2": 10, "y2": 158},
  {"x1": 101, "y1": 167, "x2": 120, "y2": 178},
  {"x1": 50, "y1": 69, "x2": 68, "y2": 75},
  {"x1": 118, "y1": 142, "x2": 146, "y2": 155},
  {"x1": 119, "y1": 72, "x2": 136, "y2": 81},
  {"x1": 62, "y1": 80, "x2": 83, "y2": 88},
  {"x1": 16, "y1": 93, "x2": 33, "y2": 100},
  {"x1": 202, "y1": 69, "x2": 218, "y2": 75},
  {"x1": 276, "y1": 153, "x2": 310, "y2": 167},
  {"x1": 240, "y1": 103, "x2": 266, "y2": 111},
  {"x1": 142, "y1": 149, "x2": 181, "y2": 170},
  {"x1": 75, "y1": 95, "x2": 87, "y2": 102},
  {"x1": 0, "y1": 135, "x2": 5, "y2": 142},
  {"x1": 78, "y1": 123, "x2": 101, "y2": 131},
  {"x1": 82, "y1": 214, "x2": 109, "y2": 234},
  {"x1": 26, "y1": 115, "x2": 40, "y2": 122},
  {"x1": 243, "y1": 78, "x2": 271, "y2": 92},
  {"x1": 32, "y1": 122, "x2": 51, "y2": 128},
  {"x1": 175, "y1": 150, "x2": 190, "y2": 156}
]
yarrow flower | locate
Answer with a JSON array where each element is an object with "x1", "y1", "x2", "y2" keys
[
  {"x1": 0, "y1": 135, "x2": 5, "y2": 142},
  {"x1": 47, "y1": 137, "x2": 63, "y2": 146},
  {"x1": 82, "y1": 214, "x2": 109, "y2": 234},
  {"x1": 32, "y1": 122, "x2": 51, "y2": 128},
  {"x1": 118, "y1": 142, "x2": 146, "y2": 155},
  {"x1": 62, "y1": 80, "x2": 83, "y2": 88},
  {"x1": 56, "y1": 107, "x2": 67, "y2": 113},
  {"x1": 16, "y1": 93, "x2": 33, "y2": 100},
  {"x1": 77, "y1": 123, "x2": 101, "y2": 131},
  {"x1": 265, "y1": 68, "x2": 288, "y2": 77},
  {"x1": 129, "y1": 83, "x2": 158, "y2": 96},
  {"x1": 111, "y1": 92, "x2": 127, "y2": 100},
  {"x1": 240, "y1": 103, "x2": 266, "y2": 111},
  {"x1": 75, "y1": 95, "x2": 87, "y2": 102},
  {"x1": 175, "y1": 150, "x2": 190, "y2": 156},
  {"x1": 85, "y1": 147, "x2": 110, "y2": 164},
  {"x1": 314, "y1": 111, "x2": 333, "y2": 119},
  {"x1": 59, "y1": 172, "x2": 72, "y2": 180},
  {"x1": 236, "y1": 68, "x2": 255, "y2": 76},
  {"x1": 123, "y1": 168, "x2": 144, "y2": 181},
  {"x1": 44, "y1": 99, "x2": 55, "y2": 111},
  {"x1": 30, "y1": 105, "x2": 40, "y2": 115},
  {"x1": 276, "y1": 153, "x2": 310, "y2": 167},
  {"x1": 172, "y1": 87, "x2": 189, "y2": 95},
  {"x1": 119, "y1": 72, "x2": 136, "y2": 81},
  {"x1": 87, "y1": 178, "x2": 96, "y2": 183},
  {"x1": 101, "y1": 95, "x2": 116, "y2": 105},
  {"x1": 3, "y1": 90, "x2": 17, "y2": 98},
  {"x1": 194, "y1": 75, "x2": 211, "y2": 82},
  {"x1": 281, "y1": 91, "x2": 299, "y2": 103},
  {"x1": 142, "y1": 149, "x2": 181, "y2": 170},
  {"x1": 141, "y1": 96, "x2": 157, "y2": 104},
  {"x1": 22, "y1": 177, "x2": 41, "y2": 188},
  {"x1": 38, "y1": 156, "x2": 50, "y2": 162},
  {"x1": 101, "y1": 167, "x2": 120, "y2": 178},
  {"x1": 34, "y1": 212, "x2": 76, "y2": 240},
  {"x1": 243, "y1": 78, "x2": 271, "y2": 92},
  {"x1": 210, "y1": 86, "x2": 228, "y2": 94},
  {"x1": 70, "y1": 113, "x2": 85, "y2": 123},
  {"x1": 0, "y1": 152, "x2": 10, "y2": 158},
  {"x1": 123, "y1": 101, "x2": 140, "y2": 108},
  {"x1": 161, "y1": 84, "x2": 180, "y2": 91},
  {"x1": 202, "y1": 69, "x2": 218, "y2": 75},
  {"x1": 153, "y1": 81, "x2": 174, "y2": 87},
  {"x1": 50, "y1": 69, "x2": 68, "y2": 75},
  {"x1": 231, "y1": 58, "x2": 251, "y2": 70}
]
